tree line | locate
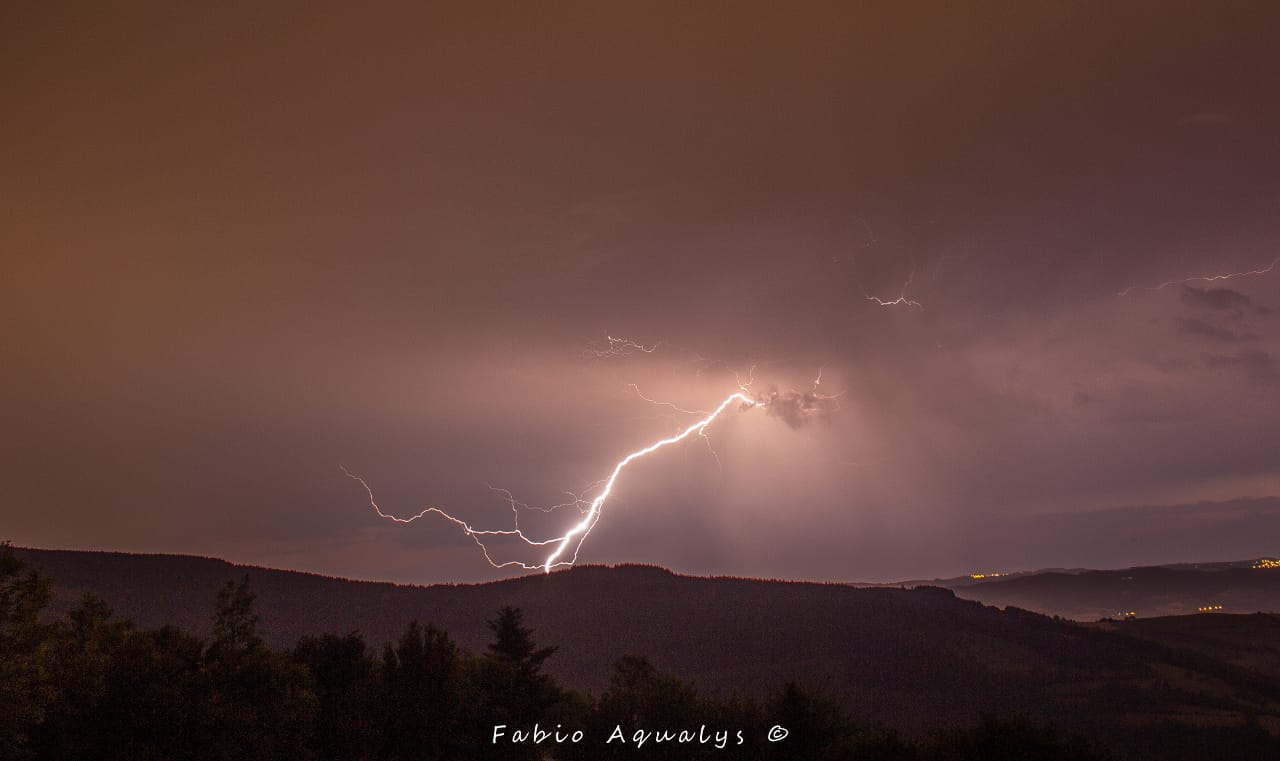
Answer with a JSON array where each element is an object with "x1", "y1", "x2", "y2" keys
[{"x1": 2, "y1": 543, "x2": 1111, "y2": 760}]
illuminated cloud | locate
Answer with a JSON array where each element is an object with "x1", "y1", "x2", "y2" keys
[{"x1": 4, "y1": 3, "x2": 1280, "y2": 582}]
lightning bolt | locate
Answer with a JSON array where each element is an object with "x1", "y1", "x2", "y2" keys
[
  {"x1": 351, "y1": 329, "x2": 841, "y2": 576},
  {"x1": 1117, "y1": 257, "x2": 1279, "y2": 296},
  {"x1": 345, "y1": 389, "x2": 761, "y2": 574},
  {"x1": 865, "y1": 268, "x2": 923, "y2": 308},
  {"x1": 539, "y1": 391, "x2": 754, "y2": 571}
]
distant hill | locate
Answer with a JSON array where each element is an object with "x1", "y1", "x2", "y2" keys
[
  {"x1": 933, "y1": 563, "x2": 1280, "y2": 620},
  {"x1": 13, "y1": 545, "x2": 1280, "y2": 751}
]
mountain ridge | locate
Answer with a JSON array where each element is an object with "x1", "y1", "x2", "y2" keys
[{"x1": 12, "y1": 543, "x2": 1280, "y2": 746}]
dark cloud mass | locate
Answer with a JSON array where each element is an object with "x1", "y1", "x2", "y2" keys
[
  {"x1": 1181, "y1": 286, "x2": 1253, "y2": 311},
  {"x1": 1176, "y1": 317, "x2": 1257, "y2": 343},
  {"x1": 756, "y1": 386, "x2": 838, "y2": 429},
  {"x1": 3, "y1": 3, "x2": 1280, "y2": 583},
  {"x1": 1201, "y1": 350, "x2": 1277, "y2": 382}
]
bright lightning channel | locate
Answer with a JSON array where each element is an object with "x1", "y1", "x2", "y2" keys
[
  {"x1": 344, "y1": 390, "x2": 758, "y2": 574},
  {"x1": 1117, "y1": 257, "x2": 1279, "y2": 296}
]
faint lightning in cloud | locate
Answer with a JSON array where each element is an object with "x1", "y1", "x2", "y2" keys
[
  {"x1": 627, "y1": 383, "x2": 710, "y2": 415},
  {"x1": 865, "y1": 268, "x2": 923, "y2": 308},
  {"x1": 1117, "y1": 257, "x2": 1279, "y2": 296},
  {"x1": 584, "y1": 335, "x2": 660, "y2": 358}
]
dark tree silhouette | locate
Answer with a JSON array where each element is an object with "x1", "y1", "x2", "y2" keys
[
  {"x1": 599, "y1": 655, "x2": 700, "y2": 729},
  {"x1": 589, "y1": 655, "x2": 706, "y2": 761},
  {"x1": 31, "y1": 596, "x2": 131, "y2": 759},
  {"x1": 0, "y1": 543, "x2": 55, "y2": 759},
  {"x1": 379, "y1": 620, "x2": 465, "y2": 761},
  {"x1": 99, "y1": 625, "x2": 206, "y2": 761},
  {"x1": 485, "y1": 605, "x2": 557, "y2": 670},
  {"x1": 924, "y1": 713, "x2": 1111, "y2": 761},
  {"x1": 202, "y1": 575, "x2": 316, "y2": 761},
  {"x1": 209, "y1": 575, "x2": 262, "y2": 658},
  {"x1": 293, "y1": 632, "x2": 378, "y2": 761},
  {"x1": 473, "y1": 606, "x2": 566, "y2": 761},
  {"x1": 763, "y1": 681, "x2": 854, "y2": 760}
]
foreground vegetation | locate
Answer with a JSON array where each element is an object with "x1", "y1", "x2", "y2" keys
[{"x1": 0, "y1": 542, "x2": 1262, "y2": 760}]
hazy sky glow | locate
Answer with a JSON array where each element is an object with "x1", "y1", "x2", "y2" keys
[{"x1": 4, "y1": 3, "x2": 1280, "y2": 583}]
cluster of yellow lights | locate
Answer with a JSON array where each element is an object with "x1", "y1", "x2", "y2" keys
[
  {"x1": 1197, "y1": 605, "x2": 1224, "y2": 612},
  {"x1": 969, "y1": 572, "x2": 1004, "y2": 579},
  {"x1": 1253, "y1": 558, "x2": 1280, "y2": 570}
]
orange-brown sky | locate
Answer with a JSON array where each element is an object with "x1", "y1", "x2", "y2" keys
[{"x1": 4, "y1": 2, "x2": 1280, "y2": 583}]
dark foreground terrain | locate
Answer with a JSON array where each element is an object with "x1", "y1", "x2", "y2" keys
[{"x1": 8, "y1": 545, "x2": 1280, "y2": 759}]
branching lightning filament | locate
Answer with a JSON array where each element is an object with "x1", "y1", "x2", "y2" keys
[
  {"x1": 584, "y1": 335, "x2": 660, "y2": 358},
  {"x1": 346, "y1": 366, "x2": 840, "y2": 574},
  {"x1": 865, "y1": 268, "x2": 923, "y2": 308},
  {"x1": 1117, "y1": 257, "x2": 1279, "y2": 296},
  {"x1": 345, "y1": 390, "x2": 760, "y2": 574}
]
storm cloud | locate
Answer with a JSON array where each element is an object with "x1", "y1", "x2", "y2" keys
[
  {"x1": 1181, "y1": 286, "x2": 1253, "y2": 312},
  {"x1": 1202, "y1": 350, "x2": 1277, "y2": 382},
  {"x1": 1176, "y1": 317, "x2": 1257, "y2": 344},
  {"x1": 3, "y1": 3, "x2": 1280, "y2": 583}
]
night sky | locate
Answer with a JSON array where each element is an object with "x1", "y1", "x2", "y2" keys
[{"x1": 5, "y1": 3, "x2": 1280, "y2": 583}]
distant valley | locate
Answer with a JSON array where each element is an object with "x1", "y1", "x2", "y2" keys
[{"x1": 912, "y1": 558, "x2": 1280, "y2": 620}]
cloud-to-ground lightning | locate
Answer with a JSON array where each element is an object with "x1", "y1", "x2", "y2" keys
[
  {"x1": 347, "y1": 354, "x2": 841, "y2": 574},
  {"x1": 539, "y1": 391, "x2": 756, "y2": 571},
  {"x1": 1117, "y1": 257, "x2": 1280, "y2": 296},
  {"x1": 347, "y1": 389, "x2": 762, "y2": 573}
]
